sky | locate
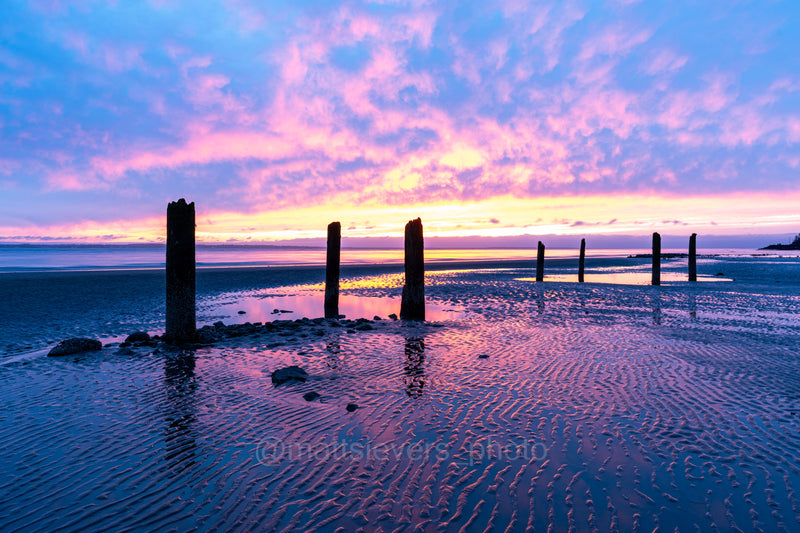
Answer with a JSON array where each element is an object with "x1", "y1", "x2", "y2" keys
[{"x1": 1, "y1": 0, "x2": 799, "y2": 245}]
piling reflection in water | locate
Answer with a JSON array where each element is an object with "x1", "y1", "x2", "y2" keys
[
  {"x1": 536, "y1": 285, "x2": 545, "y2": 314},
  {"x1": 689, "y1": 292, "x2": 697, "y2": 321},
  {"x1": 324, "y1": 340, "x2": 342, "y2": 370},
  {"x1": 164, "y1": 349, "x2": 197, "y2": 476},
  {"x1": 403, "y1": 337, "x2": 426, "y2": 398},
  {"x1": 652, "y1": 292, "x2": 662, "y2": 325}
]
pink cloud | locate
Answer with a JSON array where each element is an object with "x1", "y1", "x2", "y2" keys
[
  {"x1": 578, "y1": 24, "x2": 653, "y2": 61},
  {"x1": 643, "y1": 49, "x2": 688, "y2": 75}
]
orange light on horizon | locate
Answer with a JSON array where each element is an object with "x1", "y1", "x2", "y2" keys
[{"x1": 2, "y1": 191, "x2": 800, "y2": 244}]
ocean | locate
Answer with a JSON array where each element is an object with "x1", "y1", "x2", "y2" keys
[{"x1": 3, "y1": 243, "x2": 797, "y2": 272}]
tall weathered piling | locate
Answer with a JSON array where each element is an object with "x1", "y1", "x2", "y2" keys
[
  {"x1": 536, "y1": 241, "x2": 545, "y2": 282},
  {"x1": 688, "y1": 233, "x2": 697, "y2": 282},
  {"x1": 652, "y1": 232, "x2": 661, "y2": 286},
  {"x1": 400, "y1": 218, "x2": 425, "y2": 320},
  {"x1": 578, "y1": 238, "x2": 586, "y2": 283},
  {"x1": 324, "y1": 221, "x2": 341, "y2": 318},
  {"x1": 166, "y1": 198, "x2": 196, "y2": 343}
]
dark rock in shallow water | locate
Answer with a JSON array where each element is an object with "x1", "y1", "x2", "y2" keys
[
  {"x1": 388, "y1": 313, "x2": 398, "y2": 320},
  {"x1": 303, "y1": 391, "x2": 320, "y2": 402},
  {"x1": 346, "y1": 403, "x2": 359, "y2": 412},
  {"x1": 478, "y1": 354, "x2": 489, "y2": 359},
  {"x1": 213, "y1": 321, "x2": 226, "y2": 328},
  {"x1": 238, "y1": 310, "x2": 246, "y2": 315},
  {"x1": 124, "y1": 331, "x2": 150, "y2": 343},
  {"x1": 196, "y1": 328, "x2": 218, "y2": 343},
  {"x1": 373, "y1": 315, "x2": 383, "y2": 321},
  {"x1": 48, "y1": 338, "x2": 102, "y2": 357},
  {"x1": 271, "y1": 366, "x2": 308, "y2": 385},
  {"x1": 354, "y1": 323, "x2": 373, "y2": 331}
]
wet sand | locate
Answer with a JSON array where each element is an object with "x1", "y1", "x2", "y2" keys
[{"x1": 2, "y1": 258, "x2": 800, "y2": 531}]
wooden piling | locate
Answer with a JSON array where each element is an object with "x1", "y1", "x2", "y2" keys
[
  {"x1": 652, "y1": 232, "x2": 661, "y2": 286},
  {"x1": 400, "y1": 218, "x2": 425, "y2": 320},
  {"x1": 578, "y1": 238, "x2": 586, "y2": 283},
  {"x1": 324, "y1": 221, "x2": 341, "y2": 318},
  {"x1": 688, "y1": 233, "x2": 697, "y2": 282},
  {"x1": 536, "y1": 241, "x2": 545, "y2": 282},
  {"x1": 165, "y1": 198, "x2": 196, "y2": 343}
]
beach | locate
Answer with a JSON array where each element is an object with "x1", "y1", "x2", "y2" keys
[{"x1": 2, "y1": 252, "x2": 800, "y2": 531}]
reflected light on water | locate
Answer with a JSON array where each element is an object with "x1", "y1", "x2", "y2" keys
[
  {"x1": 516, "y1": 272, "x2": 733, "y2": 285},
  {"x1": 205, "y1": 291, "x2": 462, "y2": 324}
]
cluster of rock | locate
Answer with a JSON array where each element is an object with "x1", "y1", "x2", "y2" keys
[
  {"x1": 47, "y1": 314, "x2": 400, "y2": 357},
  {"x1": 192, "y1": 315, "x2": 393, "y2": 345}
]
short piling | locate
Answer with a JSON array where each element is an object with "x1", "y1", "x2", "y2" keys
[
  {"x1": 165, "y1": 198, "x2": 196, "y2": 343},
  {"x1": 536, "y1": 241, "x2": 545, "y2": 282},
  {"x1": 400, "y1": 218, "x2": 425, "y2": 320},
  {"x1": 578, "y1": 238, "x2": 586, "y2": 283},
  {"x1": 689, "y1": 233, "x2": 697, "y2": 282},
  {"x1": 324, "y1": 221, "x2": 341, "y2": 318},
  {"x1": 652, "y1": 232, "x2": 661, "y2": 286}
]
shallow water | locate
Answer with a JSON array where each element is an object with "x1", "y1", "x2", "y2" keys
[{"x1": 2, "y1": 258, "x2": 800, "y2": 531}]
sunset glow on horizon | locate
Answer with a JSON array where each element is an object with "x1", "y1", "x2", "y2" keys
[{"x1": 2, "y1": 1, "x2": 799, "y2": 244}]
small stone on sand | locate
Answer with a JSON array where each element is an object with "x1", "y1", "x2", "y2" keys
[
  {"x1": 346, "y1": 403, "x2": 359, "y2": 412},
  {"x1": 124, "y1": 331, "x2": 150, "y2": 343},
  {"x1": 48, "y1": 338, "x2": 102, "y2": 357},
  {"x1": 271, "y1": 366, "x2": 308, "y2": 385}
]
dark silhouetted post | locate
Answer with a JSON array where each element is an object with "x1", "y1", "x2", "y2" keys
[
  {"x1": 400, "y1": 218, "x2": 425, "y2": 320},
  {"x1": 652, "y1": 232, "x2": 661, "y2": 286},
  {"x1": 166, "y1": 198, "x2": 196, "y2": 343},
  {"x1": 324, "y1": 221, "x2": 341, "y2": 318},
  {"x1": 536, "y1": 241, "x2": 545, "y2": 282},
  {"x1": 578, "y1": 238, "x2": 586, "y2": 283},
  {"x1": 689, "y1": 233, "x2": 697, "y2": 282}
]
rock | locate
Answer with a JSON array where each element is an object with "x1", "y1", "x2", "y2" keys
[
  {"x1": 478, "y1": 354, "x2": 489, "y2": 359},
  {"x1": 196, "y1": 328, "x2": 218, "y2": 343},
  {"x1": 373, "y1": 315, "x2": 383, "y2": 321},
  {"x1": 388, "y1": 313, "x2": 398, "y2": 320},
  {"x1": 238, "y1": 310, "x2": 246, "y2": 315},
  {"x1": 303, "y1": 391, "x2": 321, "y2": 402},
  {"x1": 124, "y1": 331, "x2": 150, "y2": 343},
  {"x1": 355, "y1": 323, "x2": 373, "y2": 331},
  {"x1": 271, "y1": 365, "x2": 308, "y2": 385},
  {"x1": 116, "y1": 347, "x2": 136, "y2": 356},
  {"x1": 213, "y1": 321, "x2": 226, "y2": 328},
  {"x1": 346, "y1": 403, "x2": 359, "y2": 412},
  {"x1": 715, "y1": 272, "x2": 724, "y2": 277},
  {"x1": 48, "y1": 338, "x2": 102, "y2": 357}
]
